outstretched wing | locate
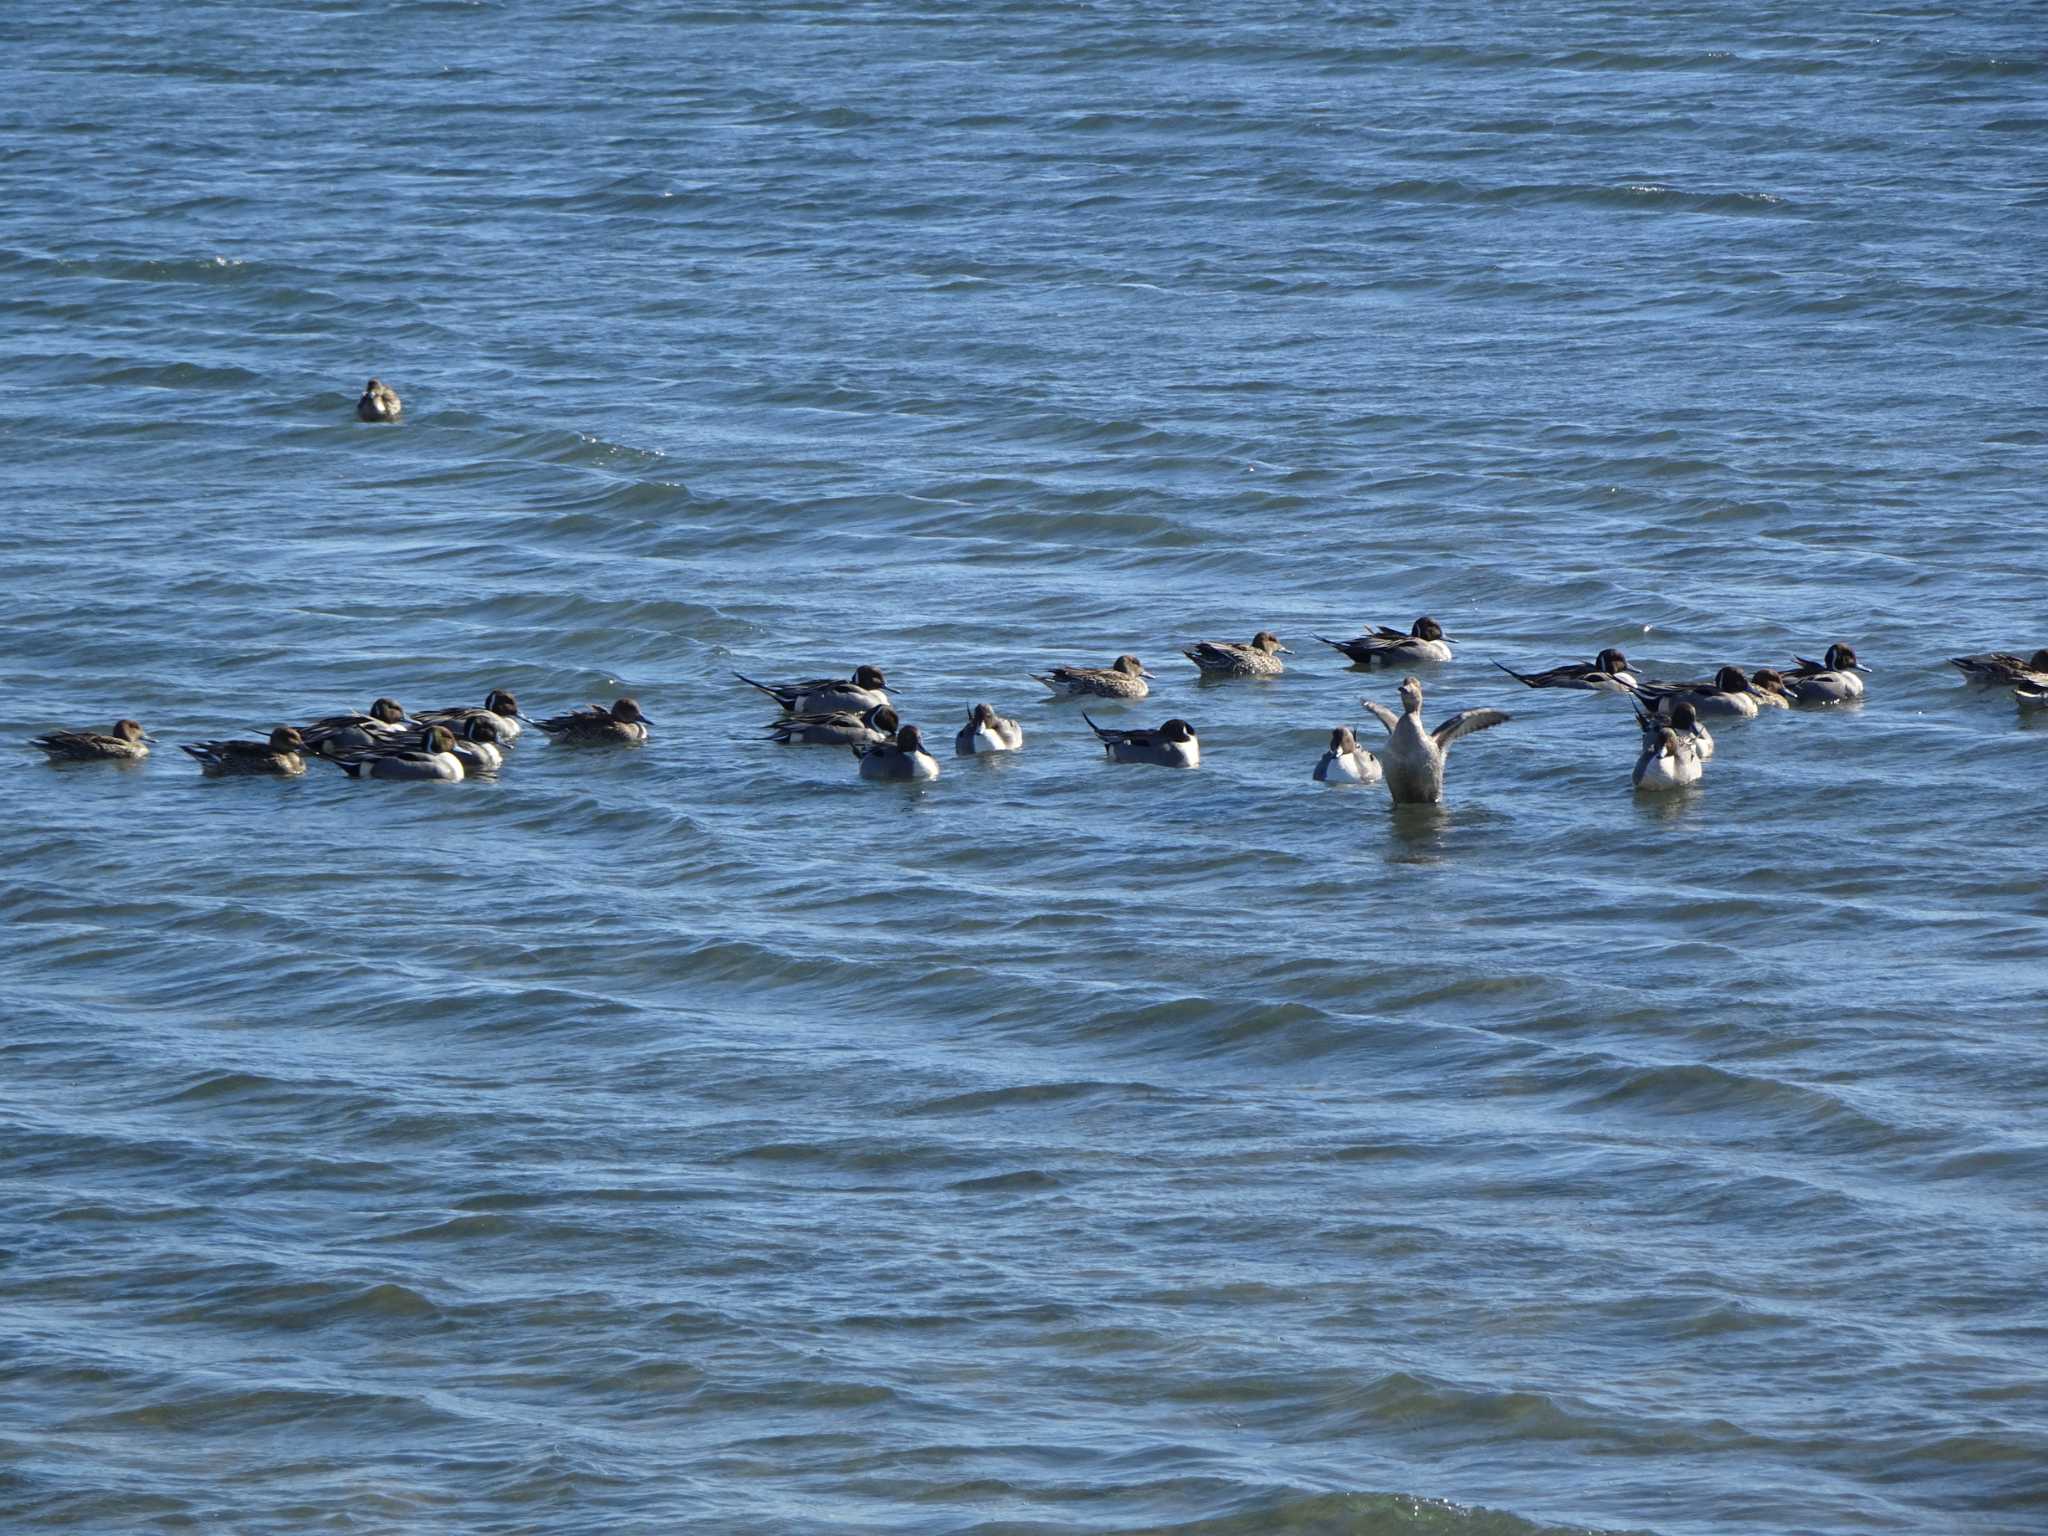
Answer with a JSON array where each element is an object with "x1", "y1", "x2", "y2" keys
[
  {"x1": 1359, "y1": 698, "x2": 1399, "y2": 734},
  {"x1": 1433, "y1": 708, "x2": 1510, "y2": 748}
]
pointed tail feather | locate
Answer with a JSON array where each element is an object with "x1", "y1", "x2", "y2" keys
[{"x1": 1492, "y1": 660, "x2": 1543, "y2": 688}]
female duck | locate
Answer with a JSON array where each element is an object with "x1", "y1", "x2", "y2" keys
[
  {"x1": 1359, "y1": 676, "x2": 1508, "y2": 805},
  {"x1": 32, "y1": 718, "x2": 152, "y2": 762},
  {"x1": 1948, "y1": 649, "x2": 2048, "y2": 689},
  {"x1": 856, "y1": 724, "x2": 941, "y2": 781},
  {"x1": 182, "y1": 727, "x2": 308, "y2": 777},
  {"x1": 1312, "y1": 726, "x2": 1381, "y2": 784},
  {"x1": 331, "y1": 725, "x2": 466, "y2": 782},
  {"x1": 356, "y1": 379, "x2": 401, "y2": 423},
  {"x1": 955, "y1": 703, "x2": 1024, "y2": 755},
  {"x1": 1317, "y1": 617, "x2": 1452, "y2": 667},
  {"x1": 737, "y1": 666, "x2": 888, "y2": 715},
  {"x1": 1494, "y1": 648, "x2": 1636, "y2": 692},
  {"x1": 1083, "y1": 715, "x2": 1199, "y2": 768},
  {"x1": 538, "y1": 698, "x2": 651, "y2": 745},
  {"x1": 1033, "y1": 654, "x2": 1152, "y2": 700},
  {"x1": 1184, "y1": 631, "x2": 1289, "y2": 677}
]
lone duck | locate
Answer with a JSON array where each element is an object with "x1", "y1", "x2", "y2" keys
[
  {"x1": 1626, "y1": 665, "x2": 1761, "y2": 720},
  {"x1": 855, "y1": 724, "x2": 940, "y2": 781},
  {"x1": 767, "y1": 703, "x2": 899, "y2": 747},
  {"x1": 1316, "y1": 617, "x2": 1452, "y2": 667},
  {"x1": 1312, "y1": 725, "x2": 1381, "y2": 784},
  {"x1": 1033, "y1": 654, "x2": 1152, "y2": 700},
  {"x1": 31, "y1": 718, "x2": 152, "y2": 762},
  {"x1": 1493, "y1": 648, "x2": 1636, "y2": 693},
  {"x1": 330, "y1": 725, "x2": 466, "y2": 782},
  {"x1": 1083, "y1": 714, "x2": 1199, "y2": 768},
  {"x1": 1184, "y1": 631, "x2": 1289, "y2": 677},
  {"x1": 299, "y1": 698, "x2": 413, "y2": 756},
  {"x1": 356, "y1": 378, "x2": 401, "y2": 423},
  {"x1": 1948, "y1": 649, "x2": 2048, "y2": 689},
  {"x1": 1633, "y1": 707, "x2": 1704, "y2": 792},
  {"x1": 1359, "y1": 676, "x2": 1508, "y2": 805},
  {"x1": 537, "y1": 698, "x2": 651, "y2": 744},
  {"x1": 955, "y1": 702, "x2": 1024, "y2": 755},
  {"x1": 181, "y1": 727, "x2": 308, "y2": 777},
  {"x1": 737, "y1": 666, "x2": 889, "y2": 715},
  {"x1": 1776, "y1": 644, "x2": 1869, "y2": 704},
  {"x1": 414, "y1": 689, "x2": 528, "y2": 742}
]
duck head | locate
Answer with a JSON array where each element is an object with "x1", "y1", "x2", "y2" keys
[
  {"x1": 1159, "y1": 719, "x2": 1196, "y2": 744},
  {"x1": 112, "y1": 719, "x2": 148, "y2": 744},
  {"x1": 484, "y1": 689, "x2": 521, "y2": 717},
  {"x1": 611, "y1": 698, "x2": 650, "y2": 725},
  {"x1": 1329, "y1": 726, "x2": 1359, "y2": 753},
  {"x1": 425, "y1": 726, "x2": 457, "y2": 754},
  {"x1": 1251, "y1": 631, "x2": 1290, "y2": 655},
  {"x1": 1113, "y1": 654, "x2": 1153, "y2": 678},
  {"x1": 1398, "y1": 675, "x2": 1425, "y2": 713},
  {"x1": 852, "y1": 665, "x2": 887, "y2": 690},
  {"x1": 1824, "y1": 643, "x2": 1870, "y2": 674},
  {"x1": 1411, "y1": 617, "x2": 1445, "y2": 641},
  {"x1": 1596, "y1": 648, "x2": 1629, "y2": 674},
  {"x1": 270, "y1": 727, "x2": 307, "y2": 754},
  {"x1": 897, "y1": 725, "x2": 926, "y2": 753},
  {"x1": 968, "y1": 702, "x2": 998, "y2": 726},
  {"x1": 1669, "y1": 701, "x2": 1701, "y2": 730},
  {"x1": 368, "y1": 697, "x2": 406, "y2": 724},
  {"x1": 1712, "y1": 666, "x2": 1751, "y2": 692},
  {"x1": 868, "y1": 704, "x2": 901, "y2": 732}
]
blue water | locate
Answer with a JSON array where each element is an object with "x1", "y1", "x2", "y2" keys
[{"x1": 5, "y1": 3, "x2": 2047, "y2": 1532}]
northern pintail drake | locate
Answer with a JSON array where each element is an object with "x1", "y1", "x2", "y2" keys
[
  {"x1": 414, "y1": 690, "x2": 527, "y2": 741},
  {"x1": 400, "y1": 713, "x2": 505, "y2": 772},
  {"x1": 1661, "y1": 699, "x2": 1715, "y2": 761},
  {"x1": 330, "y1": 725, "x2": 466, "y2": 782},
  {"x1": 1633, "y1": 709, "x2": 1704, "y2": 792},
  {"x1": 1317, "y1": 617, "x2": 1451, "y2": 668},
  {"x1": 356, "y1": 378, "x2": 401, "y2": 423},
  {"x1": 299, "y1": 698, "x2": 413, "y2": 757},
  {"x1": 1083, "y1": 714, "x2": 1199, "y2": 768},
  {"x1": 1184, "y1": 631, "x2": 1289, "y2": 677},
  {"x1": 1948, "y1": 649, "x2": 2048, "y2": 689},
  {"x1": 1312, "y1": 725, "x2": 1381, "y2": 784},
  {"x1": 737, "y1": 665, "x2": 889, "y2": 715},
  {"x1": 955, "y1": 702, "x2": 1024, "y2": 755},
  {"x1": 181, "y1": 727, "x2": 308, "y2": 777},
  {"x1": 537, "y1": 698, "x2": 651, "y2": 745},
  {"x1": 1494, "y1": 648, "x2": 1636, "y2": 693},
  {"x1": 855, "y1": 724, "x2": 940, "y2": 781},
  {"x1": 1772, "y1": 645, "x2": 1871, "y2": 704},
  {"x1": 1627, "y1": 666, "x2": 1761, "y2": 720},
  {"x1": 31, "y1": 718, "x2": 152, "y2": 762},
  {"x1": 1033, "y1": 654, "x2": 1152, "y2": 700},
  {"x1": 1359, "y1": 676, "x2": 1508, "y2": 805},
  {"x1": 767, "y1": 703, "x2": 898, "y2": 747}
]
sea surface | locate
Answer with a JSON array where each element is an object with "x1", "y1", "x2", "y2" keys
[{"x1": 3, "y1": 2, "x2": 2046, "y2": 1532}]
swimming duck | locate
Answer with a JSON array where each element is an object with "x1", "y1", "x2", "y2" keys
[
  {"x1": 537, "y1": 698, "x2": 651, "y2": 745},
  {"x1": 737, "y1": 666, "x2": 889, "y2": 715},
  {"x1": 1626, "y1": 666, "x2": 1761, "y2": 721},
  {"x1": 1184, "y1": 631, "x2": 1289, "y2": 677},
  {"x1": 414, "y1": 689, "x2": 528, "y2": 742},
  {"x1": 1359, "y1": 676, "x2": 1508, "y2": 805},
  {"x1": 1748, "y1": 668, "x2": 1794, "y2": 710},
  {"x1": 329, "y1": 725, "x2": 466, "y2": 782},
  {"x1": 767, "y1": 703, "x2": 899, "y2": 747},
  {"x1": 1633, "y1": 709, "x2": 1704, "y2": 792},
  {"x1": 1773, "y1": 644, "x2": 1870, "y2": 704},
  {"x1": 31, "y1": 718, "x2": 152, "y2": 762},
  {"x1": 1033, "y1": 654, "x2": 1152, "y2": 700},
  {"x1": 299, "y1": 698, "x2": 414, "y2": 756},
  {"x1": 1493, "y1": 648, "x2": 1637, "y2": 693},
  {"x1": 855, "y1": 724, "x2": 941, "y2": 781},
  {"x1": 408, "y1": 713, "x2": 506, "y2": 772},
  {"x1": 181, "y1": 727, "x2": 308, "y2": 777},
  {"x1": 356, "y1": 379, "x2": 401, "y2": 423},
  {"x1": 955, "y1": 702, "x2": 1024, "y2": 755},
  {"x1": 1948, "y1": 649, "x2": 2048, "y2": 689},
  {"x1": 1083, "y1": 714, "x2": 1199, "y2": 768},
  {"x1": 1312, "y1": 725, "x2": 1381, "y2": 784},
  {"x1": 1316, "y1": 617, "x2": 1452, "y2": 667},
  {"x1": 1661, "y1": 699, "x2": 1715, "y2": 761}
]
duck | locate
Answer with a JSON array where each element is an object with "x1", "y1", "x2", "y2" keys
[
  {"x1": 31, "y1": 718, "x2": 153, "y2": 762},
  {"x1": 1633, "y1": 709, "x2": 1704, "y2": 792},
  {"x1": 855, "y1": 724, "x2": 940, "y2": 781},
  {"x1": 1625, "y1": 666, "x2": 1761, "y2": 721},
  {"x1": 1184, "y1": 631, "x2": 1289, "y2": 677},
  {"x1": 955, "y1": 702, "x2": 1024, "y2": 755},
  {"x1": 1359, "y1": 676, "x2": 1508, "y2": 805},
  {"x1": 181, "y1": 727, "x2": 308, "y2": 777},
  {"x1": 1493, "y1": 648, "x2": 1636, "y2": 693},
  {"x1": 1316, "y1": 617, "x2": 1452, "y2": 667},
  {"x1": 767, "y1": 703, "x2": 899, "y2": 747},
  {"x1": 1083, "y1": 714, "x2": 1199, "y2": 768},
  {"x1": 329, "y1": 725, "x2": 466, "y2": 782},
  {"x1": 1948, "y1": 649, "x2": 2048, "y2": 689},
  {"x1": 736, "y1": 665, "x2": 889, "y2": 715},
  {"x1": 299, "y1": 698, "x2": 414, "y2": 756},
  {"x1": 2018, "y1": 684, "x2": 2048, "y2": 709},
  {"x1": 1312, "y1": 725, "x2": 1381, "y2": 784},
  {"x1": 536, "y1": 698, "x2": 651, "y2": 745},
  {"x1": 1748, "y1": 668, "x2": 1794, "y2": 710},
  {"x1": 356, "y1": 378, "x2": 401, "y2": 423},
  {"x1": 1661, "y1": 699, "x2": 1715, "y2": 761},
  {"x1": 1032, "y1": 654, "x2": 1152, "y2": 700},
  {"x1": 1768, "y1": 644, "x2": 1870, "y2": 704},
  {"x1": 414, "y1": 689, "x2": 528, "y2": 742},
  {"x1": 419, "y1": 714, "x2": 506, "y2": 772}
]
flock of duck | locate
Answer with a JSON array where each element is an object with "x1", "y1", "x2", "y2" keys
[{"x1": 30, "y1": 621, "x2": 2047, "y2": 805}]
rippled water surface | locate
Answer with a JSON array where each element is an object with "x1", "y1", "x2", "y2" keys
[{"x1": 5, "y1": 2, "x2": 2047, "y2": 1532}]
